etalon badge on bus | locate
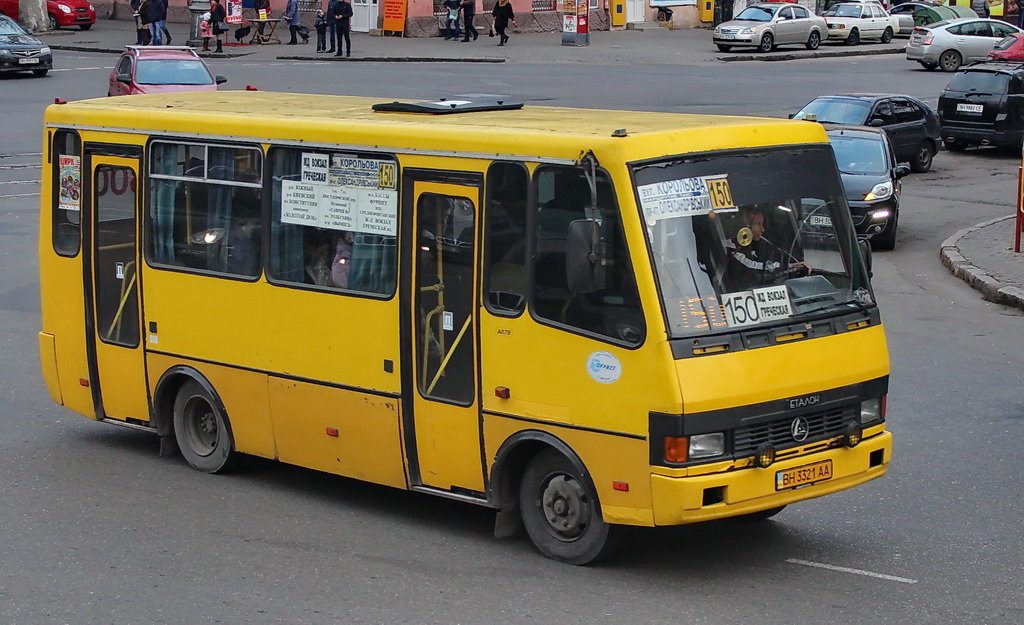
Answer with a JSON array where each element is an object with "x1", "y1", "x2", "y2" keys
[{"x1": 737, "y1": 227, "x2": 753, "y2": 247}]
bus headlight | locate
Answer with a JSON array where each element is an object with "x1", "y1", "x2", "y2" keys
[
  {"x1": 689, "y1": 433, "x2": 725, "y2": 459},
  {"x1": 860, "y1": 397, "x2": 882, "y2": 424}
]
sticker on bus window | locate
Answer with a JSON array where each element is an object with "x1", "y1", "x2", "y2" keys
[
  {"x1": 58, "y1": 155, "x2": 81, "y2": 213},
  {"x1": 637, "y1": 175, "x2": 736, "y2": 224},
  {"x1": 281, "y1": 156, "x2": 398, "y2": 236},
  {"x1": 720, "y1": 285, "x2": 793, "y2": 328},
  {"x1": 586, "y1": 351, "x2": 621, "y2": 384}
]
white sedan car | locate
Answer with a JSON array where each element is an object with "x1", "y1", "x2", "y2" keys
[{"x1": 822, "y1": 1, "x2": 900, "y2": 45}]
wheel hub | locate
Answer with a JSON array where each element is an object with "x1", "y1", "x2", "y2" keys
[{"x1": 540, "y1": 475, "x2": 591, "y2": 541}]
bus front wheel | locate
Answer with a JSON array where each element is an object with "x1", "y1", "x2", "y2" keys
[
  {"x1": 519, "y1": 449, "x2": 621, "y2": 565},
  {"x1": 173, "y1": 380, "x2": 238, "y2": 474}
]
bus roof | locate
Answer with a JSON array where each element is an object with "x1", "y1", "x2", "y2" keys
[{"x1": 46, "y1": 92, "x2": 828, "y2": 163}]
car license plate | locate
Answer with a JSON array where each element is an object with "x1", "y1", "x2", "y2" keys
[
  {"x1": 18, "y1": 58, "x2": 40, "y2": 64},
  {"x1": 776, "y1": 460, "x2": 833, "y2": 490},
  {"x1": 957, "y1": 103, "x2": 983, "y2": 114},
  {"x1": 720, "y1": 34, "x2": 735, "y2": 39}
]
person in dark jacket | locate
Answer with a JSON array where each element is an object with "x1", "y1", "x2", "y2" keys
[
  {"x1": 210, "y1": 0, "x2": 226, "y2": 52},
  {"x1": 491, "y1": 0, "x2": 514, "y2": 46},
  {"x1": 314, "y1": 9, "x2": 328, "y2": 52},
  {"x1": 333, "y1": 0, "x2": 353, "y2": 57},
  {"x1": 325, "y1": 0, "x2": 338, "y2": 53},
  {"x1": 460, "y1": 0, "x2": 478, "y2": 42},
  {"x1": 254, "y1": 0, "x2": 271, "y2": 38},
  {"x1": 148, "y1": 0, "x2": 167, "y2": 46},
  {"x1": 443, "y1": 0, "x2": 461, "y2": 41}
]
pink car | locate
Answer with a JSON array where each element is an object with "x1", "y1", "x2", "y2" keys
[
  {"x1": 0, "y1": 0, "x2": 96, "y2": 30},
  {"x1": 108, "y1": 46, "x2": 226, "y2": 97},
  {"x1": 990, "y1": 32, "x2": 1024, "y2": 62}
]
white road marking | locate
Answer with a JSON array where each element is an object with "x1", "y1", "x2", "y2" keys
[
  {"x1": 0, "y1": 192, "x2": 40, "y2": 199},
  {"x1": 0, "y1": 180, "x2": 40, "y2": 185},
  {"x1": 49, "y1": 67, "x2": 112, "y2": 72},
  {"x1": 786, "y1": 558, "x2": 918, "y2": 584},
  {"x1": 0, "y1": 152, "x2": 42, "y2": 159}
]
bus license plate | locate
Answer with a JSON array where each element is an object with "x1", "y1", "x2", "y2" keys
[
  {"x1": 956, "y1": 103, "x2": 983, "y2": 114},
  {"x1": 776, "y1": 460, "x2": 832, "y2": 490}
]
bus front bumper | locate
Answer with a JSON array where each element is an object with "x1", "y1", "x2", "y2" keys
[{"x1": 650, "y1": 431, "x2": 892, "y2": 526}]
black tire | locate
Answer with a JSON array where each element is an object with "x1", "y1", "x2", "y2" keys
[
  {"x1": 32, "y1": 68, "x2": 48, "y2": 77},
  {"x1": 910, "y1": 140, "x2": 935, "y2": 173},
  {"x1": 943, "y1": 137, "x2": 968, "y2": 152},
  {"x1": 758, "y1": 32, "x2": 775, "y2": 53},
  {"x1": 48, "y1": 14, "x2": 58, "y2": 30},
  {"x1": 172, "y1": 380, "x2": 238, "y2": 474},
  {"x1": 717, "y1": 44, "x2": 732, "y2": 52},
  {"x1": 79, "y1": 23, "x2": 92, "y2": 30},
  {"x1": 846, "y1": 28, "x2": 860, "y2": 46},
  {"x1": 733, "y1": 505, "x2": 787, "y2": 522},
  {"x1": 880, "y1": 27, "x2": 893, "y2": 44},
  {"x1": 873, "y1": 210, "x2": 898, "y2": 251},
  {"x1": 519, "y1": 448, "x2": 622, "y2": 565},
  {"x1": 939, "y1": 49, "x2": 962, "y2": 72},
  {"x1": 919, "y1": 61, "x2": 938, "y2": 71},
  {"x1": 806, "y1": 30, "x2": 820, "y2": 50}
]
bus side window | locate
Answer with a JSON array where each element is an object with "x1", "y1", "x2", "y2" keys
[
  {"x1": 531, "y1": 166, "x2": 645, "y2": 346},
  {"x1": 147, "y1": 141, "x2": 263, "y2": 279},
  {"x1": 52, "y1": 130, "x2": 82, "y2": 257},
  {"x1": 484, "y1": 161, "x2": 528, "y2": 314}
]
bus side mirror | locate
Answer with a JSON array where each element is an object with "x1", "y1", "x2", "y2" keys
[
  {"x1": 566, "y1": 219, "x2": 605, "y2": 293},
  {"x1": 858, "y1": 237, "x2": 873, "y2": 279}
]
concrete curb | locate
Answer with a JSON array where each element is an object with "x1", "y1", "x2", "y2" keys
[
  {"x1": 48, "y1": 44, "x2": 255, "y2": 58},
  {"x1": 940, "y1": 214, "x2": 1024, "y2": 310},
  {"x1": 721, "y1": 45, "x2": 905, "y2": 63},
  {"x1": 276, "y1": 55, "x2": 505, "y2": 62}
]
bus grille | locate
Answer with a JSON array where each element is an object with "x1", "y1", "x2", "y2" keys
[{"x1": 733, "y1": 406, "x2": 856, "y2": 456}]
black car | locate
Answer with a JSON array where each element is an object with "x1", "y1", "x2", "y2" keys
[
  {"x1": 792, "y1": 93, "x2": 941, "y2": 173},
  {"x1": 825, "y1": 124, "x2": 911, "y2": 250},
  {"x1": 938, "y1": 61, "x2": 1024, "y2": 152},
  {"x1": 0, "y1": 15, "x2": 51, "y2": 77}
]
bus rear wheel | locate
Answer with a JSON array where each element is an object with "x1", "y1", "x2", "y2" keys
[
  {"x1": 173, "y1": 380, "x2": 238, "y2": 474},
  {"x1": 519, "y1": 449, "x2": 621, "y2": 565}
]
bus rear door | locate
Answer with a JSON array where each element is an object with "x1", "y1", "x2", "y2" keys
[
  {"x1": 83, "y1": 147, "x2": 149, "y2": 423},
  {"x1": 403, "y1": 172, "x2": 485, "y2": 495}
]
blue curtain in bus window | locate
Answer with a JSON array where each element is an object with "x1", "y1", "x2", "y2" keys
[
  {"x1": 349, "y1": 233, "x2": 396, "y2": 294},
  {"x1": 270, "y1": 154, "x2": 304, "y2": 282},
  {"x1": 150, "y1": 143, "x2": 177, "y2": 264},
  {"x1": 206, "y1": 148, "x2": 235, "y2": 272}
]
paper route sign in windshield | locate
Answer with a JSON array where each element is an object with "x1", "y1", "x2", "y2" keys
[{"x1": 638, "y1": 174, "x2": 737, "y2": 224}]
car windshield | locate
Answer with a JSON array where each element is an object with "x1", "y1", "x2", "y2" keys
[
  {"x1": 824, "y1": 4, "x2": 864, "y2": 17},
  {"x1": 947, "y1": 71, "x2": 1010, "y2": 94},
  {"x1": 793, "y1": 98, "x2": 871, "y2": 124},
  {"x1": 633, "y1": 146, "x2": 872, "y2": 338},
  {"x1": 0, "y1": 18, "x2": 28, "y2": 35},
  {"x1": 733, "y1": 6, "x2": 777, "y2": 21},
  {"x1": 829, "y1": 134, "x2": 889, "y2": 175},
  {"x1": 135, "y1": 59, "x2": 214, "y2": 85}
]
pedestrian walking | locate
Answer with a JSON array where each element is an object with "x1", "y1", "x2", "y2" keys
[
  {"x1": 210, "y1": 0, "x2": 226, "y2": 52},
  {"x1": 333, "y1": 0, "x2": 353, "y2": 56},
  {"x1": 284, "y1": 0, "x2": 301, "y2": 45},
  {"x1": 460, "y1": 0, "x2": 478, "y2": 42},
  {"x1": 326, "y1": 0, "x2": 339, "y2": 53},
  {"x1": 491, "y1": 0, "x2": 514, "y2": 46},
  {"x1": 148, "y1": 0, "x2": 167, "y2": 46},
  {"x1": 314, "y1": 9, "x2": 328, "y2": 52},
  {"x1": 443, "y1": 0, "x2": 461, "y2": 41},
  {"x1": 133, "y1": 0, "x2": 151, "y2": 45}
]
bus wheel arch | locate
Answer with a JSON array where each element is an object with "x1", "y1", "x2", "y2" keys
[
  {"x1": 153, "y1": 367, "x2": 239, "y2": 473},
  {"x1": 492, "y1": 432, "x2": 621, "y2": 565}
]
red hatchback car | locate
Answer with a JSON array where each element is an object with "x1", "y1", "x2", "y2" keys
[
  {"x1": 108, "y1": 46, "x2": 226, "y2": 97},
  {"x1": 990, "y1": 32, "x2": 1024, "y2": 62},
  {"x1": 0, "y1": 0, "x2": 96, "y2": 30}
]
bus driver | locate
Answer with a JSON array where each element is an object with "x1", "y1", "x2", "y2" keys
[{"x1": 725, "y1": 207, "x2": 812, "y2": 290}]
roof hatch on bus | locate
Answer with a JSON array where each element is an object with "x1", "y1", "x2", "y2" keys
[{"x1": 371, "y1": 98, "x2": 524, "y2": 114}]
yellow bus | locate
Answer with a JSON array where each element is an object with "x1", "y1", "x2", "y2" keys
[{"x1": 39, "y1": 92, "x2": 892, "y2": 564}]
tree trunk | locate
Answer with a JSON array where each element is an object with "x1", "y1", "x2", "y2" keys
[{"x1": 19, "y1": 0, "x2": 50, "y2": 33}]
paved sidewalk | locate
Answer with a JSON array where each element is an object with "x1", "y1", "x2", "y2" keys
[
  {"x1": 941, "y1": 215, "x2": 1024, "y2": 310},
  {"x1": 39, "y1": 17, "x2": 906, "y2": 65}
]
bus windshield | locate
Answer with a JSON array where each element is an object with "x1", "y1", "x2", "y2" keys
[{"x1": 633, "y1": 145, "x2": 873, "y2": 337}]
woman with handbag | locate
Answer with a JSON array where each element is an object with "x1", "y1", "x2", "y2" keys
[
  {"x1": 491, "y1": 0, "x2": 514, "y2": 46},
  {"x1": 210, "y1": 0, "x2": 226, "y2": 52}
]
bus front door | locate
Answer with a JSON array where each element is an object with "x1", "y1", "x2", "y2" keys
[
  {"x1": 84, "y1": 152, "x2": 149, "y2": 423},
  {"x1": 404, "y1": 176, "x2": 484, "y2": 495}
]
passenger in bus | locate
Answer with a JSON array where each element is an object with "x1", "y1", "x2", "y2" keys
[
  {"x1": 331, "y1": 231, "x2": 354, "y2": 288},
  {"x1": 725, "y1": 207, "x2": 812, "y2": 290},
  {"x1": 304, "y1": 230, "x2": 334, "y2": 286}
]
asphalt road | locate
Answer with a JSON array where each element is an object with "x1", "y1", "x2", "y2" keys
[{"x1": 2, "y1": 51, "x2": 1023, "y2": 624}]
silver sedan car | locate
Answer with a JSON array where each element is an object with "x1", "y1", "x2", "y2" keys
[
  {"x1": 713, "y1": 3, "x2": 828, "y2": 53},
  {"x1": 906, "y1": 17, "x2": 1023, "y2": 72},
  {"x1": 888, "y1": 2, "x2": 939, "y2": 36}
]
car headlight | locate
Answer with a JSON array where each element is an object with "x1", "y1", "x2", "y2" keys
[
  {"x1": 689, "y1": 433, "x2": 726, "y2": 459},
  {"x1": 739, "y1": 26, "x2": 757, "y2": 35},
  {"x1": 860, "y1": 397, "x2": 884, "y2": 424},
  {"x1": 870, "y1": 208, "x2": 891, "y2": 220},
  {"x1": 40, "y1": 46, "x2": 51, "y2": 55},
  {"x1": 0, "y1": 49, "x2": 11, "y2": 57},
  {"x1": 58, "y1": 3, "x2": 72, "y2": 13},
  {"x1": 829, "y1": 22, "x2": 846, "y2": 29},
  {"x1": 89, "y1": 3, "x2": 95, "y2": 10},
  {"x1": 864, "y1": 182, "x2": 892, "y2": 201}
]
